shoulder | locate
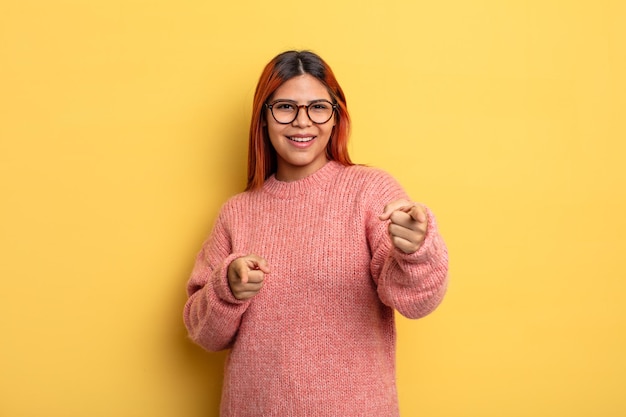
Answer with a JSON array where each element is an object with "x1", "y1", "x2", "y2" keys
[
  {"x1": 340, "y1": 163, "x2": 392, "y2": 180},
  {"x1": 339, "y1": 164, "x2": 402, "y2": 190},
  {"x1": 337, "y1": 164, "x2": 408, "y2": 207},
  {"x1": 223, "y1": 190, "x2": 251, "y2": 207},
  {"x1": 216, "y1": 190, "x2": 257, "y2": 220}
]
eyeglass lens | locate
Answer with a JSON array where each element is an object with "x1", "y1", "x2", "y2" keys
[{"x1": 268, "y1": 100, "x2": 335, "y2": 124}]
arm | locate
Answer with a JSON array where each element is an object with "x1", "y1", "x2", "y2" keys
[
  {"x1": 183, "y1": 210, "x2": 250, "y2": 352},
  {"x1": 366, "y1": 174, "x2": 449, "y2": 319},
  {"x1": 374, "y1": 206, "x2": 449, "y2": 319}
]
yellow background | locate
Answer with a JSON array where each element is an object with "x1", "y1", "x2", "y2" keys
[{"x1": 1, "y1": 0, "x2": 625, "y2": 416}]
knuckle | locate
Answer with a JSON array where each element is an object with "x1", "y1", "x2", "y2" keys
[{"x1": 391, "y1": 210, "x2": 409, "y2": 223}]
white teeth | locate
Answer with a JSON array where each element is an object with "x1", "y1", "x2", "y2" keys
[{"x1": 289, "y1": 136, "x2": 314, "y2": 143}]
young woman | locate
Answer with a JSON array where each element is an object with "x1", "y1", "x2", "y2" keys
[{"x1": 184, "y1": 50, "x2": 449, "y2": 416}]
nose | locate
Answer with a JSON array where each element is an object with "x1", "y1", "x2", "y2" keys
[{"x1": 292, "y1": 105, "x2": 312, "y2": 127}]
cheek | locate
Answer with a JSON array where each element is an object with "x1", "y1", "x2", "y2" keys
[
  {"x1": 322, "y1": 124, "x2": 334, "y2": 140},
  {"x1": 266, "y1": 125, "x2": 283, "y2": 148}
]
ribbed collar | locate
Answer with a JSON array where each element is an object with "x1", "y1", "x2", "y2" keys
[{"x1": 262, "y1": 161, "x2": 343, "y2": 199}]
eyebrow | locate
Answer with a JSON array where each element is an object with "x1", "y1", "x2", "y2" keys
[{"x1": 270, "y1": 98, "x2": 332, "y2": 104}]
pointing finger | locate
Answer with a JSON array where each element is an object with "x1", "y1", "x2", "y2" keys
[
  {"x1": 255, "y1": 258, "x2": 271, "y2": 274},
  {"x1": 241, "y1": 255, "x2": 271, "y2": 284},
  {"x1": 407, "y1": 204, "x2": 427, "y2": 223}
]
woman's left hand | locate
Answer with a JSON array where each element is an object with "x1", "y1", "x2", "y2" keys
[{"x1": 378, "y1": 199, "x2": 428, "y2": 254}]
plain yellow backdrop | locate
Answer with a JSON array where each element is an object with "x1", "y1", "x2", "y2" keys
[{"x1": 1, "y1": 0, "x2": 625, "y2": 416}]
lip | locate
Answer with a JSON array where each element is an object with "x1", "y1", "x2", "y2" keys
[{"x1": 286, "y1": 135, "x2": 316, "y2": 148}]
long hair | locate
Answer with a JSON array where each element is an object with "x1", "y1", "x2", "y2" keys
[{"x1": 246, "y1": 50, "x2": 353, "y2": 190}]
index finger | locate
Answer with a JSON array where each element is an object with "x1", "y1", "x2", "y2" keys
[
  {"x1": 245, "y1": 255, "x2": 271, "y2": 274},
  {"x1": 406, "y1": 204, "x2": 427, "y2": 223}
]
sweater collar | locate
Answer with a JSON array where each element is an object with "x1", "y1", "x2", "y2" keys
[{"x1": 262, "y1": 161, "x2": 343, "y2": 199}]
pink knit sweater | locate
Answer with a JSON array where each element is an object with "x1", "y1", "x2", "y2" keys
[{"x1": 184, "y1": 161, "x2": 448, "y2": 416}]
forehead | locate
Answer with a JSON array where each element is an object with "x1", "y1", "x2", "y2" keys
[{"x1": 271, "y1": 74, "x2": 331, "y2": 101}]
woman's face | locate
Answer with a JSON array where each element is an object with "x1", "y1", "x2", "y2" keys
[{"x1": 265, "y1": 74, "x2": 335, "y2": 182}]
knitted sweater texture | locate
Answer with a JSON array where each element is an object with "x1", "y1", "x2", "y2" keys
[{"x1": 184, "y1": 161, "x2": 449, "y2": 417}]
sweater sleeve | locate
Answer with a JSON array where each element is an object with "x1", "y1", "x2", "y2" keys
[
  {"x1": 183, "y1": 207, "x2": 250, "y2": 351},
  {"x1": 365, "y1": 170, "x2": 449, "y2": 319}
]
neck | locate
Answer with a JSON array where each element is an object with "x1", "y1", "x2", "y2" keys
[{"x1": 275, "y1": 158, "x2": 330, "y2": 182}]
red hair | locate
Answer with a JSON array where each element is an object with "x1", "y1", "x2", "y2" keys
[{"x1": 246, "y1": 51, "x2": 353, "y2": 190}]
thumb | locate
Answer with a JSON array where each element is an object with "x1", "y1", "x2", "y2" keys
[
  {"x1": 238, "y1": 266, "x2": 250, "y2": 284},
  {"x1": 378, "y1": 204, "x2": 401, "y2": 221},
  {"x1": 378, "y1": 208, "x2": 392, "y2": 221},
  {"x1": 379, "y1": 200, "x2": 414, "y2": 221}
]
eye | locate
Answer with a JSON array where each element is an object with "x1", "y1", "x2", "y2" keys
[
  {"x1": 310, "y1": 102, "x2": 330, "y2": 111},
  {"x1": 274, "y1": 101, "x2": 296, "y2": 111}
]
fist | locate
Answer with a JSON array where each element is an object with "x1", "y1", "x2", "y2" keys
[
  {"x1": 379, "y1": 199, "x2": 428, "y2": 254},
  {"x1": 227, "y1": 254, "x2": 271, "y2": 300}
]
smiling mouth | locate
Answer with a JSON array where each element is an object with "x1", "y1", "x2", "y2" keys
[{"x1": 288, "y1": 136, "x2": 314, "y2": 143}]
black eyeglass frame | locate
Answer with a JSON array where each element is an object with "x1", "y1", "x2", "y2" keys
[{"x1": 264, "y1": 99, "x2": 338, "y2": 125}]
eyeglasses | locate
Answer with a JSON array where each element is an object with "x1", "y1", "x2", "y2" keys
[{"x1": 265, "y1": 99, "x2": 337, "y2": 125}]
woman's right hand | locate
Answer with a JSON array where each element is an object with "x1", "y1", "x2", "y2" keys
[{"x1": 227, "y1": 255, "x2": 271, "y2": 300}]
